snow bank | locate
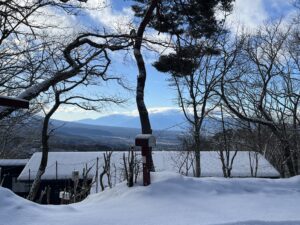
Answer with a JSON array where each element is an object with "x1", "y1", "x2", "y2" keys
[{"x1": 1, "y1": 172, "x2": 300, "y2": 225}]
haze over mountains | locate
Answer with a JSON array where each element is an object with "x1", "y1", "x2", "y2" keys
[
  {"x1": 8, "y1": 109, "x2": 234, "y2": 158},
  {"x1": 77, "y1": 109, "x2": 186, "y2": 130},
  {"x1": 10, "y1": 112, "x2": 184, "y2": 158},
  {"x1": 76, "y1": 109, "x2": 228, "y2": 134},
  {"x1": 50, "y1": 108, "x2": 229, "y2": 153},
  {"x1": 51, "y1": 119, "x2": 181, "y2": 149}
]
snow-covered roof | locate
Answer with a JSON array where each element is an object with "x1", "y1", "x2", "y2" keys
[
  {"x1": 155, "y1": 151, "x2": 280, "y2": 178},
  {"x1": 0, "y1": 159, "x2": 29, "y2": 167},
  {"x1": 18, "y1": 151, "x2": 280, "y2": 181},
  {"x1": 18, "y1": 152, "x2": 102, "y2": 181}
]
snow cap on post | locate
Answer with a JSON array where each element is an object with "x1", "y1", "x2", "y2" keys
[{"x1": 135, "y1": 134, "x2": 156, "y2": 147}]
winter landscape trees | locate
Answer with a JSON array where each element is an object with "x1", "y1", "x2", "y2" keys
[
  {"x1": 0, "y1": 0, "x2": 300, "y2": 208},
  {"x1": 1, "y1": 2, "x2": 300, "y2": 225}
]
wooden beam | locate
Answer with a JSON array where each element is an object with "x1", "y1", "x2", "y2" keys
[{"x1": 0, "y1": 96, "x2": 29, "y2": 109}]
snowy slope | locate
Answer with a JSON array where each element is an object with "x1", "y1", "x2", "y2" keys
[{"x1": 1, "y1": 172, "x2": 300, "y2": 225}]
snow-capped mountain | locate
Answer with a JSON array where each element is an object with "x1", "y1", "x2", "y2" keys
[{"x1": 77, "y1": 109, "x2": 187, "y2": 130}]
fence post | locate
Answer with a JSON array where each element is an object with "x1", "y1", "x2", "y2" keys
[
  {"x1": 135, "y1": 134, "x2": 156, "y2": 186},
  {"x1": 96, "y1": 157, "x2": 99, "y2": 193},
  {"x1": 28, "y1": 169, "x2": 31, "y2": 192},
  {"x1": 56, "y1": 161, "x2": 58, "y2": 180}
]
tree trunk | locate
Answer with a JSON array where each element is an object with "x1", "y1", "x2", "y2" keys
[
  {"x1": 194, "y1": 127, "x2": 201, "y2": 177},
  {"x1": 282, "y1": 139, "x2": 296, "y2": 177},
  {"x1": 27, "y1": 97, "x2": 60, "y2": 201},
  {"x1": 133, "y1": 0, "x2": 159, "y2": 172}
]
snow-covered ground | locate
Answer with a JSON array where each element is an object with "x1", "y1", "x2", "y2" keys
[{"x1": 1, "y1": 172, "x2": 300, "y2": 225}]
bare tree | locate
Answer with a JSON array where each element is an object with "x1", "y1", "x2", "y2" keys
[
  {"x1": 99, "y1": 151, "x2": 113, "y2": 191},
  {"x1": 27, "y1": 73, "x2": 125, "y2": 201},
  {"x1": 216, "y1": 105, "x2": 238, "y2": 178},
  {"x1": 122, "y1": 147, "x2": 141, "y2": 187},
  {"x1": 172, "y1": 135, "x2": 196, "y2": 176},
  {"x1": 219, "y1": 21, "x2": 300, "y2": 176},
  {"x1": 0, "y1": 1, "x2": 133, "y2": 122},
  {"x1": 0, "y1": 32, "x2": 133, "y2": 119},
  {"x1": 154, "y1": 36, "x2": 223, "y2": 177},
  {"x1": 27, "y1": 89, "x2": 61, "y2": 201}
]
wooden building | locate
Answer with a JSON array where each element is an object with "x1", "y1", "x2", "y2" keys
[
  {"x1": 17, "y1": 150, "x2": 280, "y2": 204},
  {"x1": 0, "y1": 159, "x2": 29, "y2": 197},
  {"x1": 18, "y1": 152, "x2": 99, "y2": 204}
]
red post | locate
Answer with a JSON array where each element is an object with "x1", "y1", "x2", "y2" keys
[
  {"x1": 141, "y1": 146, "x2": 151, "y2": 186},
  {"x1": 135, "y1": 134, "x2": 156, "y2": 186}
]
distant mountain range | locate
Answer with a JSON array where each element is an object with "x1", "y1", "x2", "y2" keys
[
  {"x1": 9, "y1": 115, "x2": 183, "y2": 158},
  {"x1": 76, "y1": 109, "x2": 232, "y2": 134},
  {"x1": 6, "y1": 110, "x2": 237, "y2": 158},
  {"x1": 51, "y1": 119, "x2": 181, "y2": 148},
  {"x1": 77, "y1": 109, "x2": 187, "y2": 130}
]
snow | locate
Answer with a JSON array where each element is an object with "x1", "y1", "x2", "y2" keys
[
  {"x1": 18, "y1": 152, "x2": 105, "y2": 181},
  {"x1": 0, "y1": 96, "x2": 29, "y2": 103},
  {"x1": 0, "y1": 159, "x2": 28, "y2": 166},
  {"x1": 154, "y1": 151, "x2": 280, "y2": 178},
  {"x1": 135, "y1": 134, "x2": 156, "y2": 147},
  {"x1": 1, "y1": 172, "x2": 300, "y2": 225},
  {"x1": 18, "y1": 151, "x2": 279, "y2": 181}
]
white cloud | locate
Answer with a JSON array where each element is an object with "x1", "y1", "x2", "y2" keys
[
  {"x1": 52, "y1": 105, "x2": 181, "y2": 121},
  {"x1": 227, "y1": 0, "x2": 268, "y2": 32},
  {"x1": 85, "y1": 0, "x2": 174, "y2": 57},
  {"x1": 26, "y1": 4, "x2": 81, "y2": 38},
  {"x1": 85, "y1": 0, "x2": 135, "y2": 33},
  {"x1": 105, "y1": 106, "x2": 180, "y2": 117}
]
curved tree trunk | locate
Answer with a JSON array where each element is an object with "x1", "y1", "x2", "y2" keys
[
  {"x1": 27, "y1": 95, "x2": 60, "y2": 201},
  {"x1": 133, "y1": 0, "x2": 159, "y2": 172}
]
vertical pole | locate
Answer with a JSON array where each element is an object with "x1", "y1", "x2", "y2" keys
[
  {"x1": 96, "y1": 157, "x2": 99, "y2": 193},
  {"x1": 28, "y1": 169, "x2": 31, "y2": 192},
  {"x1": 135, "y1": 135, "x2": 155, "y2": 186},
  {"x1": 55, "y1": 161, "x2": 58, "y2": 180},
  {"x1": 0, "y1": 167, "x2": 2, "y2": 183},
  {"x1": 141, "y1": 146, "x2": 151, "y2": 186}
]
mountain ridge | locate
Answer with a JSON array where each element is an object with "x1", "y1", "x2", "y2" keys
[{"x1": 76, "y1": 109, "x2": 187, "y2": 130}]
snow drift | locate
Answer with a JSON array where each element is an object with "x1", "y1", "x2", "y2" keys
[{"x1": 1, "y1": 172, "x2": 300, "y2": 225}]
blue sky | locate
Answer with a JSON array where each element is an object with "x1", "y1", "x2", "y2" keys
[{"x1": 52, "y1": 0, "x2": 297, "y2": 121}]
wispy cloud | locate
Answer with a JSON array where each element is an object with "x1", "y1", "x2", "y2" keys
[
  {"x1": 104, "y1": 106, "x2": 181, "y2": 117},
  {"x1": 85, "y1": 0, "x2": 135, "y2": 33},
  {"x1": 52, "y1": 105, "x2": 181, "y2": 121},
  {"x1": 227, "y1": 0, "x2": 268, "y2": 32},
  {"x1": 227, "y1": 0, "x2": 297, "y2": 33}
]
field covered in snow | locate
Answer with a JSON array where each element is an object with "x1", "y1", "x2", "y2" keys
[{"x1": 1, "y1": 172, "x2": 300, "y2": 225}]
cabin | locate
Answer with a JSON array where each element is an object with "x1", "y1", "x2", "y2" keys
[
  {"x1": 0, "y1": 159, "x2": 29, "y2": 197},
  {"x1": 17, "y1": 150, "x2": 280, "y2": 204},
  {"x1": 18, "y1": 152, "x2": 102, "y2": 204}
]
